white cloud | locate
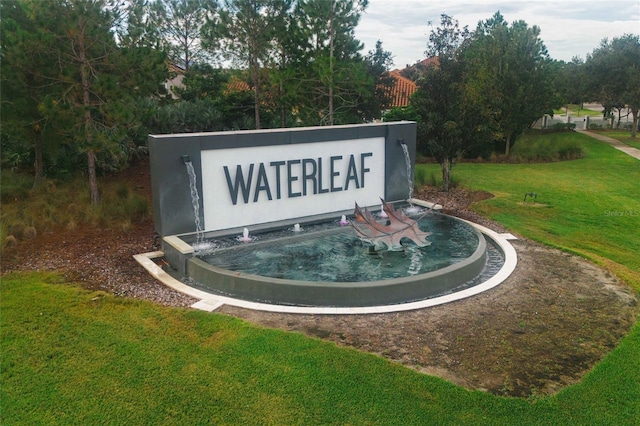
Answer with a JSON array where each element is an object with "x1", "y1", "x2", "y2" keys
[{"x1": 357, "y1": 0, "x2": 640, "y2": 67}]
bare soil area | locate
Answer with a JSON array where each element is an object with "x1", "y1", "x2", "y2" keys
[{"x1": 2, "y1": 160, "x2": 637, "y2": 398}]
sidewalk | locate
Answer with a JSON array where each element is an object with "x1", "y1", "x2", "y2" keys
[{"x1": 576, "y1": 130, "x2": 640, "y2": 160}]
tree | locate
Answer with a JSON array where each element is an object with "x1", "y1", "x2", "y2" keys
[
  {"x1": 297, "y1": 0, "x2": 369, "y2": 125},
  {"x1": 585, "y1": 34, "x2": 640, "y2": 137},
  {"x1": 551, "y1": 57, "x2": 586, "y2": 116},
  {"x1": 204, "y1": 0, "x2": 273, "y2": 129},
  {"x1": 2, "y1": 0, "x2": 168, "y2": 205},
  {"x1": 467, "y1": 12, "x2": 554, "y2": 155},
  {"x1": 1, "y1": 0, "x2": 57, "y2": 186},
  {"x1": 362, "y1": 40, "x2": 394, "y2": 121},
  {"x1": 173, "y1": 63, "x2": 230, "y2": 101},
  {"x1": 149, "y1": 0, "x2": 217, "y2": 71},
  {"x1": 411, "y1": 14, "x2": 487, "y2": 192},
  {"x1": 266, "y1": 0, "x2": 304, "y2": 127}
]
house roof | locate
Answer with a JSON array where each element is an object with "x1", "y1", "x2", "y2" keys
[
  {"x1": 385, "y1": 71, "x2": 417, "y2": 108},
  {"x1": 418, "y1": 57, "x2": 440, "y2": 68},
  {"x1": 382, "y1": 57, "x2": 439, "y2": 108},
  {"x1": 166, "y1": 60, "x2": 434, "y2": 110},
  {"x1": 224, "y1": 75, "x2": 250, "y2": 94},
  {"x1": 168, "y1": 63, "x2": 185, "y2": 74}
]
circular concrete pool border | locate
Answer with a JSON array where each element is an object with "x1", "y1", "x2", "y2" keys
[
  {"x1": 134, "y1": 219, "x2": 518, "y2": 315},
  {"x1": 187, "y1": 222, "x2": 487, "y2": 307}
]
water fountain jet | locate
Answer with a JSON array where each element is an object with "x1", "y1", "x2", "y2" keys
[{"x1": 237, "y1": 227, "x2": 253, "y2": 243}]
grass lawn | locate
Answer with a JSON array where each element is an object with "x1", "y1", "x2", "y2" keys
[
  {"x1": 596, "y1": 130, "x2": 640, "y2": 150},
  {"x1": 424, "y1": 132, "x2": 640, "y2": 286},
  {"x1": 2, "y1": 131, "x2": 639, "y2": 424},
  {"x1": 553, "y1": 104, "x2": 602, "y2": 117}
]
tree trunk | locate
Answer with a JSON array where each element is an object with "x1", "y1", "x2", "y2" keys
[
  {"x1": 505, "y1": 133, "x2": 511, "y2": 156},
  {"x1": 252, "y1": 52, "x2": 261, "y2": 129},
  {"x1": 328, "y1": 2, "x2": 334, "y2": 126},
  {"x1": 441, "y1": 157, "x2": 451, "y2": 192},
  {"x1": 279, "y1": 46, "x2": 287, "y2": 128},
  {"x1": 78, "y1": 20, "x2": 99, "y2": 205},
  {"x1": 280, "y1": 79, "x2": 287, "y2": 128},
  {"x1": 253, "y1": 82, "x2": 261, "y2": 129},
  {"x1": 631, "y1": 108, "x2": 638, "y2": 139},
  {"x1": 87, "y1": 149, "x2": 99, "y2": 204},
  {"x1": 33, "y1": 130, "x2": 44, "y2": 188}
]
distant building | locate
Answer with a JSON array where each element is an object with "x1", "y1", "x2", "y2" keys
[
  {"x1": 164, "y1": 58, "x2": 439, "y2": 120},
  {"x1": 386, "y1": 71, "x2": 417, "y2": 108},
  {"x1": 383, "y1": 57, "x2": 439, "y2": 111},
  {"x1": 165, "y1": 63, "x2": 185, "y2": 99}
]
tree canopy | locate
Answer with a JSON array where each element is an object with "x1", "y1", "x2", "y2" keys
[
  {"x1": 465, "y1": 12, "x2": 554, "y2": 155},
  {"x1": 1, "y1": 0, "x2": 168, "y2": 202},
  {"x1": 584, "y1": 34, "x2": 640, "y2": 137},
  {"x1": 410, "y1": 14, "x2": 488, "y2": 191},
  {"x1": 3, "y1": 0, "x2": 635, "y2": 201}
]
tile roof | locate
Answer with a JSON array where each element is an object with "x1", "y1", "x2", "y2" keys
[
  {"x1": 224, "y1": 75, "x2": 250, "y2": 94},
  {"x1": 166, "y1": 61, "x2": 434, "y2": 110},
  {"x1": 382, "y1": 57, "x2": 439, "y2": 108},
  {"x1": 418, "y1": 57, "x2": 440, "y2": 68},
  {"x1": 168, "y1": 63, "x2": 185, "y2": 74},
  {"x1": 385, "y1": 71, "x2": 417, "y2": 108}
]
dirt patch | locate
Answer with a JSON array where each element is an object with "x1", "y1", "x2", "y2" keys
[
  {"x1": 1, "y1": 158, "x2": 197, "y2": 308},
  {"x1": 2, "y1": 161, "x2": 637, "y2": 398},
  {"x1": 218, "y1": 239, "x2": 637, "y2": 397}
]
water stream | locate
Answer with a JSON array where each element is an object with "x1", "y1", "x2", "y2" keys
[
  {"x1": 400, "y1": 143, "x2": 414, "y2": 201},
  {"x1": 184, "y1": 160, "x2": 205, "y2": 247}
]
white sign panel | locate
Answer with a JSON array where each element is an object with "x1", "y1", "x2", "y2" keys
[{"x1": 201, "y1": 137, "x2": 385, "y2": 231}]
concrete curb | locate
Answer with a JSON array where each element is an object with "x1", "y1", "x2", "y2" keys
[{"x1": 134, "y1": 219, "x2": 518, "y2": 315}]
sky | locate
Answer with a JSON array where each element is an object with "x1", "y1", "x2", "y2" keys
[{"x1": 355, "y1": 0, "x2": 640, "y2": 69}]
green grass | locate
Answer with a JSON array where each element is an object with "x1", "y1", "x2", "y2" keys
[
  {"x1": 2, "y1": 272, "x2": 639, "y2": 425},
  {"x1": 425, "y1": 132, "x2": 640, "y2": 286},
  {"x1": 2, "y1": 131, "x2": 640, "y2": 424},
  {"x1": 553, "y1": 104, "x2": 603, "y2": 117},
  {"x1": 595, "y1": 130, "x2": 640, "y2": 150}
]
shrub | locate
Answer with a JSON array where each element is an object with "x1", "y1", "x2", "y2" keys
[
  {"x1": 427, "y1": 171, "x2": 438, "y2": 186},
  {"x1": 3, "y1": 235, "x2": 17, "y2": 248},
  {"x1": 449, "y1": 174, "x2": 462, "y2": 189},
  {"x1": 116, "y1": 182, "x2": 130, "y2": 200},
  {"x1": 123, "y1": 194, "x2": 150, "y2": 222},
  {"x1": 557, "y1": 144, "x2": 585, "y2": 160},
  {"x1": 0, "y1": 171, "x2": 33, "y2": 203},
  {"x1": 1, "y1": 167, "x2": 150, "y2": 248},
  {"x1": 511, "y1": 132, "x2": 584, "y2": 162},
  {"x1": 550, "y1": 122, "x2": 576, "y2": 131},
  {"x1": 414, "y1": 167, "x2": 430, "y2": 188},
  {"x1": 23, "y1": 227, "x2": 37, "y2": 240}
]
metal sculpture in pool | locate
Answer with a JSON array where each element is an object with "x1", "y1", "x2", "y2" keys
[{"x1": 350, "y1": 199, "x2": 431, "y2": 251}]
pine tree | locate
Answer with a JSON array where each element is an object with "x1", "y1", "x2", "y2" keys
[{"x1": 2, "y1": 0, "x2": 168, "y2": 204}]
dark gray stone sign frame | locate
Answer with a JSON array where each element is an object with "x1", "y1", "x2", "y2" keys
[{"x1": 149, "y1": 121, "x2": 417, "y2": 237}]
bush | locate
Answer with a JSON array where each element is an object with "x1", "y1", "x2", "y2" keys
[
  {"x1": 550, "y1": 122, "x2": 576, "y2": 131},
  {"x1": 0, "y1": 171, "x2": 33, "y2": 203},
  {"x1": 1, "y1": 169, "x2": 150, "y2": 249},
  {"x1": 511, "y1": 132, "x2": 585, "y2": 162},
  {"x1": 413, "y1": 167, "x2": 430, "y2": 188}
]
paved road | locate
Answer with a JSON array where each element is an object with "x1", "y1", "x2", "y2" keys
[{"x1": 576, "y1": 130, "x2": 640, "y2": 160}]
